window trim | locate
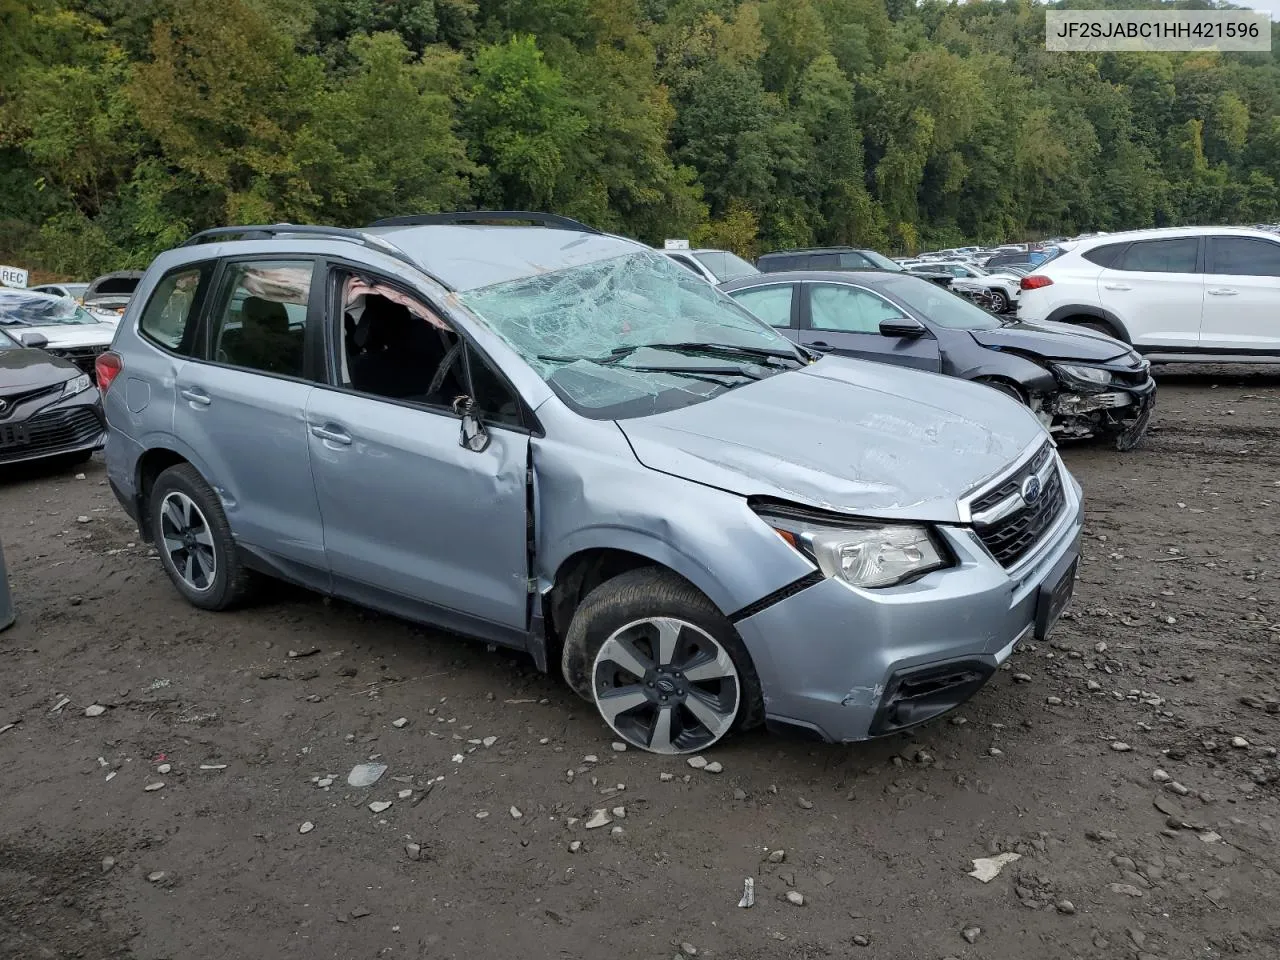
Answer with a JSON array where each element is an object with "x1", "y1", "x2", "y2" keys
[
  {"x1": 317, "y1": 258, "x2": 542, "y2": 436},
  {"x1": 800, "y1": 280, "x2": 930, "y2": 337},
  {"x1": 728, "y1": 282, "x2": 799, "y2": 330},
  {"x1": 1206, "y1": 235, "x2": 1280, "y2": 277},
  {"x1": 135, "y1": 261, "x2": 218, "y2": 359},
  {"x1": 192, "y1": 254, "x2": 323, "y2": 385}
]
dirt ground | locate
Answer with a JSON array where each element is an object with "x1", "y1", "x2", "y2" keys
[{"x1": 2, "y1": 368, "x2": 1278, "y2": 960}]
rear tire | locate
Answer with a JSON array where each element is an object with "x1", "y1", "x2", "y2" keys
[
  {"x1": 1077, "y1": 319, "x2": 1120, "y2": 339},
  {"x1": 987, "y1": 289, "x2": 1009, "y2": 314},
  {"x1": 149, "y1": 464, "x2": 255, "y2": 611},
  {"x1": 561, "y1": 567, "x2": 764, "y2": 754}
]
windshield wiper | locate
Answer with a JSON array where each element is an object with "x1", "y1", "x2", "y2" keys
[
  {"x1": 606, "y1": 341, "x2": 803, "y2": 367},
  {"x1": 0, "y1": 318, "x2": 29, "y2": 326},
  {"x1": 622, "y1": 363, "x2": 765, "y2": 381}
]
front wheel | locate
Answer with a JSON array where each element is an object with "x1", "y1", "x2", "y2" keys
[
  {"x1": 988, "y1": 289, "x2": 1009, "y2": 314},
  {"x1": 561, "y1": 567, "x2": 764, "y2": 754}
]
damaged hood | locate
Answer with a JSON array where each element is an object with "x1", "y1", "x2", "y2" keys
[
  {"x1": 617, "y1": 356, "x2": 1044, "y2": 522},
  {"x1": 970, "y1": 320, "x2": 1130, "y2": 362},
  {"x1": 6, "y1": 323, "x2": 115, "y2": 349}
]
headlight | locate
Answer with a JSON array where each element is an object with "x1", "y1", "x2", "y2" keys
[
  {"x1": 1054, "y1": 363, "x2": 1112, "y2": 386},
  {"x1": 756, "y1": 509, "x2": 949, "y2": 588},
  {"x1": 61, "y1": 373, "x2": 92, "y2": 398}
]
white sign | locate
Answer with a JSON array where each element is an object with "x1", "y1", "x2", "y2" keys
[
  {"x1": 663, "y1": 239, "x2": 690, "y2": 251},
  {"x1": 0, "y1": 265, "x2": 28, "y2": 289}
]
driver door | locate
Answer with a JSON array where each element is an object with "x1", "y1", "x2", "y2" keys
[
  {"x1": 797, "y1": 282, "x2": 941, "y2": 372},
  {"x1": 306, "y1": 266, "x2": 532, "y2": 646}
]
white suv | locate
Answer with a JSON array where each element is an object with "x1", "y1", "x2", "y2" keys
[{"x1": 1017, "y1": 226, "x2": 1280, "y2": 362}]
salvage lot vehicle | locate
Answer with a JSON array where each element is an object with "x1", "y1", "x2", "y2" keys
[
  {"x1": 757, "y1": 246, "x2": 905, "y2": 274},
  {"x1": 0, "y1": 325, "x2": 104, "y2": 466},
  {"x1": 660, "y1": 248, "x2": 759, "y2": 284},
  {"x1": 82, "y1": 270, "x2": 144, "y2": 324},
  {"x1": 721, "y1": 271, "x2": 1155, "y2": 450},
  {"x1": 31, "y1": 282, "x2": 90, "y2": 302},
  {"x1": 0, "y1": 289, "x2": 117, "y2": 379},
  {"x1": 1017, "y1": 226, "x2": 1280, "y2": 362},
  {"x1": 100, "y1": 213, "x2": 1082, "y2": 753}
]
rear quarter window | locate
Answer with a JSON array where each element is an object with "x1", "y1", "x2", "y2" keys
[
  {"x1": 137, "y1": 263, "x2": 215, "y2": 355},
  {"x1": 1081, "y1": 244, "x2": 1126, "y2": 268}
]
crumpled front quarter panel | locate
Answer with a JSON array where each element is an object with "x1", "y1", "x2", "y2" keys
[{"x1": 530, "y1": 415, "x2": 814, "y2": 618}]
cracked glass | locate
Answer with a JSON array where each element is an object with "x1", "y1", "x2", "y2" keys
[{"x1": 459, "y1": 251, "x2": 802, "y2": 419}]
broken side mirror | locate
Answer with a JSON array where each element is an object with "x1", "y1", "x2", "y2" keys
[
  {"x1": 19, "y1": 331, "x2": 49, "y2": 349},
  {"x1": 879, "y1": 317, "x2": 927, "y2": 339},
  {"x1": 453, "y1": 396, "x2": 491, "y2": 453}
]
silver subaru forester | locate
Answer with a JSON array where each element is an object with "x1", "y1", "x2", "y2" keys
[{"x1": 98, "y1": 213, "x2": 1082, "y2": 754}]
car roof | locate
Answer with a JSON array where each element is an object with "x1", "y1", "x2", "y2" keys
[
  {"x1": 720, "y1": 269, "x2": 909, "y2": 291},
  {"x1": 1068, "y1": 225, "x2": 1278, "y2": 249},
  {"x1": 758, "y1": 247, "x2": 871, "y2": 257}
]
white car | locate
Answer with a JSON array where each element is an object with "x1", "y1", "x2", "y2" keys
[
  {"x1": 31, "y1": 282, "x2": 90, "y2": 302},
  {"x1": 0, "y1": 289, "x2": 117, "y2": 377},
  {"x1": 1017, "y1": 226, "x2": 1280, "y2": 361},
  {"x1": 909, "y1": 261, "x2": 1023, "y2": 313},
  {"x1": 659, "y1": 248, "x2": 759, "y2": 285}
]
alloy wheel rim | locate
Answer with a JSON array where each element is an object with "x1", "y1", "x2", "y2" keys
[
  {"x1": 159, "y1": 491, "x2": 217, "y2": 592},
  {"x1": 592, "y1": 616, "x2": 740, "y2": 754}
]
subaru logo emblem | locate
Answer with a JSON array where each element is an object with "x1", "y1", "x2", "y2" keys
[{"x1": 1021, "y1": 475, "x2": 1042, "y2": 505}]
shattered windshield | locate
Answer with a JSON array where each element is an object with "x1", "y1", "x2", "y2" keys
[
  {"x1": 460, "y1": 251, "x2": 805, "y2": 419},
  {"x1": 0, "y1": 293, "x2": 99, "y2": 326}
]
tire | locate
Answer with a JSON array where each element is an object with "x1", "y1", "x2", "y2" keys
[
  {"x1": 977, "y1": 378, "x2": 1026, "y2": 405},
  {"x1": 560, "y1": 567, "x2": 764, "y2": 754},
  {"x1": 1078, "y1": 320, "x2": 1119, "y2": 339},
  {"x1": 988, "y1": 289, "x2": 1009, "y2": 314},
  {"x1": 149, "y1": 463, "x2": 254, "y2": 611}
]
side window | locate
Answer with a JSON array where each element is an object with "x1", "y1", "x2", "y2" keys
[
  {"x1": 667, "y1": 255, "x2": 703, "y2": 278},
  {"x1": 1115, "y1": 238, "x2": 1198, "y2": 274},
  {"x1": 138, "y1": 264, "x2": 212, "y2": 354},
  {"x1": 1209, "y1": 237, "x2": 1280, "y2": 277},
  {"x1": 208, "y1": 260, "x2": 313, "y2": 377},
  {"x1": 806, "y1": 253, "x2": 841, "y2": 269},
  {"x1": 335, "y1": 272, "x2": 466, "y2": 411},
  {"x1": 810, "y1": 284, "x2": 903, "y2": 334},
  {"x1": 838, "y1": 252, "x2": 872, "y2": 269},
  {"x1": 1082, "y1": 243, "x2": 1125, "y2": 268},
  {"x1": 465, "y1": 345, "x2": 524, "y2": 427},
  {"x1": 730, "y1": 285, "x2": 794, "y2": 328}
]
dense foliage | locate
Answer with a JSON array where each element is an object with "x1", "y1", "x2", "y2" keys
[{"x1": 2, "y1": 0, "x2": 1278, "y2": 273}]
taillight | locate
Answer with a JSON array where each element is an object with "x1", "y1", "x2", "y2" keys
[
  {"x1": 95, "y1": 351, "x2": 122, "y2": 394},
  {"x1": 1020, "y1": 275, "x2": 1053, "y2": 290}
]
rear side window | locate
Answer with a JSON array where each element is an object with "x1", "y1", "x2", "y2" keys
[
  {"x1": 729, "y1": 285, "x2": 794, "y2": 328},
  {"x1": 138, "y1": 264, "x2": 213, "y2": 354},
  {"x1": 666, "y1": 254, "x2": 703, "y2": 278},
  {"x1": 838, "y1": 252, "x2": 872, "y2": 269},
  {"x1": 208, "y1": 260, "x2": 314, "y2": 378},
  {"x1": 1115, "y1": 238, "x2": 1198, "y2": 274},
  {"x1": 1082, "y1": 244, "x2": 1125, "y2": 268},
  {"x1": 1209, "y1": 237, "x2": 1280, "y2": 277},
  {"x1": 805, "y1": 253, "x2": 841, "y2": 269}
]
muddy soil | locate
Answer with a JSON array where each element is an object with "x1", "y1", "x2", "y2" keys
[{"x1": 1, "y1": 367, "x2": 1278, "y2": 960}]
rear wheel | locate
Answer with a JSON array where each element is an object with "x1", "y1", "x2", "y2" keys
[
  {"x1": 987, "y1": 289, "x2": 1009, "y2": 314},
  {"x1": 561, "y1": 567, "x2": 764, "y2": 754},
  {"x1": 1077, "y1": 319, "x2": 1120, "y2": 339},
  {"x1": 149, "y1": 464, "x2": 255, "y2": 610}
]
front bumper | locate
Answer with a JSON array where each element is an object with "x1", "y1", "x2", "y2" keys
[
  {"x1": 0, "y1": 390, "x2": 105, "y2": 465},
  {"x1": 735, "y1": 463, "x2": 1084, "y2": 743}
]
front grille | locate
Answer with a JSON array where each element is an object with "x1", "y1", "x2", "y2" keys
[
  {"x1": 0, "y1": 407, "x2": 102, "y2": 462},
  {"x1": 47, "y1": 344, "x2": 109, "y2": 378},
  {"x1": 970, "y1": 443, "x2": 1066, "y2": 568},
  {"x1": 969, "y1": 444, "x2": 1052, "y2": 514},
  {"x1": 0, "y1": 383, "x2": 61, "y2": 415}
]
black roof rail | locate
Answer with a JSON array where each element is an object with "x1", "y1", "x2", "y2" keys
[
  {"x1": 179, "y1": 223, "x2": 450, "y2": 288},
  {"x1": 368, "y1": 210, "x2": 601, "y2": 234}
]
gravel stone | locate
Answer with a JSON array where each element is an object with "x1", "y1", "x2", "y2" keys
[{"x1": 785, "y1": 891, "x2": 804, "y2": 906}]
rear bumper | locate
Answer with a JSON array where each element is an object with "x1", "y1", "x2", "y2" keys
[
  {"x1": 103, "y1": 428, "x2": 143, "y2": 524},
  {"x1": 735, "y1": 468, "x2": 1084, "y2": 743}
]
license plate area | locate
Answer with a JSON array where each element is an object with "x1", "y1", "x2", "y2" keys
[
  {"x1": 1036, "y1": 552, "x2": 1078, "y2": 640},
  {"x1": 0, "y1": 423, "x2": 30, "y2": 448}
]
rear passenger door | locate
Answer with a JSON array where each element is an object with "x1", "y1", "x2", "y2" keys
[
  {"x1": 1096, "y1": 237, "x2": 1204, "y2": 350},
  {"x1": 798, "y1": 281, "x2": 941, "y2": 372},
  {"x1": 1201, "y1": 235, "x2": 1280, "y2": 352},
  {"x1": 173, "y1": 258, "x2": 329, "y2": 582}
]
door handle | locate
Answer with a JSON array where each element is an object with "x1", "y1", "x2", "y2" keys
[
  {"x1": 1206, "y1": 288, "x2": 1238, "y2": 296},
  {"x1": 1102, "y1": 283, "x2": 1132, "y2": 291},
  {"x1": 310, "y1": 424, "x2": 352, "y2": 446},
  {"x1": 809, "y1": 340, "x2": 831, "y2": 349},
  {"x1": 179, "y1": 387, "x2": 211, "y2": 406}
]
